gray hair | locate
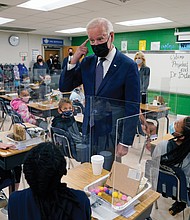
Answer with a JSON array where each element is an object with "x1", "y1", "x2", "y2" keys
[{"x1": 86, "y1": 17, "x2": 114, "y2": 34}]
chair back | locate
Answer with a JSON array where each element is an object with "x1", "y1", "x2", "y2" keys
[
  {"x1": 157, "y1": 165, "x2": 190, "y2": 206},
  {"x1": 50, "y1": 127, "x2": 75, "y2": 159},
  {"x1": 0, "y1": 98, "x2": 11, "y2": 115},
  {"x1": 10, "y1": 110, "x2": 23, "y2": 124}
]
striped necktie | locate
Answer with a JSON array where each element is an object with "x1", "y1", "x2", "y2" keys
[{"x1": 95, "y1": 58, "x2": 106, "y2": 93}]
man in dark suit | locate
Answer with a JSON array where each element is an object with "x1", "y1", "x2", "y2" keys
[
  {"x1": 59, "y1": 17, "x2": 140, "y2": 162},
  {"x1": 46, "y1": 54, "x2": 54, "y2": 69},
  {"x1": 62, "y1": 48, "x2": 74, "y2": 69}
]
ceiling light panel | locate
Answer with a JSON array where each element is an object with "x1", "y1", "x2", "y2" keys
[
  {"x1": 17, "y1": 0, "x2": 87, "y2": 11},
  {"x1": 56, "y1": 27, "x2": 86, "y2": 34},
  {"x1": 116, "y1": 17, "x2": 172, "y2": 26},
  {"x1": 0, "y1": 17, "x2": 15, "y2": 25}
]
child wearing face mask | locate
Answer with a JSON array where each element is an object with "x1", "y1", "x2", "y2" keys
[
  {"x1": 10, "y1": 89, "x2": 37, "y2": 124},
  {"x1": 51, "y1": 98, "x2": 82, "y2": 157},
  {"x1": 152, "y1": 116, "x2": 190, "y2": 216},
  {"x1": 134, "y1": 51, "x2": 150, "y2": 103}
]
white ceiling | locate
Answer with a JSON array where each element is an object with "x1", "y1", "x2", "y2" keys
[{"x1": 0, "y1": 0, "x2": 190, "y2": 37}]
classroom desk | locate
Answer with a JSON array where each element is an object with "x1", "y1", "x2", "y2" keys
[
  {"x1": 62, "y1": 163, "x2": 160, "y2": 220},
  {"x1": 27, "y1": 102, "x2": 59, "y2": 119},
  {"x1": 140, "y1": 103, "x2": 170, "y2": 134},
  {"x1": 0, "y1": 90, "x2": 5, "y2": 95},
  {"x1": 0, "y1": 123, "x2": 39, "y2": 170},
  {"x1": 0, "y1": 94, "x2": 15, "y2": 102},
  {"x1": 74, "y1": 113, "x2": 84, "y2": 123}
]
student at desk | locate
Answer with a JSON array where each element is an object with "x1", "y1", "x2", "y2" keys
[
  {"x1": 10, "y1": 89, "x2": 48, "y2": 130},
  {"x1": 152, "y1": 116, "x2": 190, "y2": 216},
  {"x1": 8, "y1": 142, "x2": 91, "y2": 220},
  {"x1": 10, "y1": 89, "x2": 37, "y2": 125},
  {"x1": 51, "y1": 98, "x2": 82, "y2": 159}
]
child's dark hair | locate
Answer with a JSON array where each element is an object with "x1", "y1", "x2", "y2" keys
[
  {"x1": 23, "y1": 142, "x2": 79, "y2": 220},
  {"x1": 161, "y1": 116, "x2": 190, "y2": 166}
]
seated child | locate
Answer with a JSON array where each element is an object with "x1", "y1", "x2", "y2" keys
[
  {"x1": 152, "y1": 116, "x2": 190, "y2": 216},
  {"x1": 10, "y1": 89, "x2": 47, "y2": 130},
  {"x1": 10, "y1": 89, "x2": 37, "y2": 125},
  {"x1": 51, "y1": 98, "x2": 82, "y2": 158}
]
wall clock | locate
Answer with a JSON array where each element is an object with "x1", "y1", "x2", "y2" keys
[{"x1": 8, "y1": 35, "x2": 20, "y2": 46}]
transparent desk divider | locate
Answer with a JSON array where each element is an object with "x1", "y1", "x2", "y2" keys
[
  {"x1": 86, "y1": 97, "x2": 163, "y2": 214},
  {"x1": 32, "y1": 68, "x2": 48, "y2": 83}
]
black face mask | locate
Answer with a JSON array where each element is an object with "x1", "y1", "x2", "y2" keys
[
  {"x1": 37, "y1": 59, "x2": 43, "y2": 63},
  {"x1": 69, "y1": 52, "x2": 73, "y2": 56},
  {"x1": 91, "y1": 35, "x2": 110, "y2": 57},
  {"x1": 50, "y1": 56, "x2": 53, "y2": 59}
]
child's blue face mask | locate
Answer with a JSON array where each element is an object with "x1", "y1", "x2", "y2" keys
[
  {"x1": 61, "y1": 110, "x2": 73, "y2": 118},
  {"x1": 169, "y1": 121, "x2": 183, "y2": 137}
]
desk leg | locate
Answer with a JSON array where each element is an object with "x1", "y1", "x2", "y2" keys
[
  {"x1": 166, "y1": 115, "x2": 169, "y2": 133},
  {"x1": 10, "y1": 170, "x2": 15, "y2": 192},
  {"x1": 155, "y1": 119, "x2": 159, "y2": 134}
]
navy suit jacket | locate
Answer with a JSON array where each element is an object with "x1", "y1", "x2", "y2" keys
[
  {"x1": 62, "y1": 57, "x2": 69, "y2": 69},
  {"x1": 59, "y1": 49, "x2": 140, "y2": 145}
]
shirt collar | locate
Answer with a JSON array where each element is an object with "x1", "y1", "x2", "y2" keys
[{"x1": 97, "y1": 46, "x2": 116, "y2": 62}]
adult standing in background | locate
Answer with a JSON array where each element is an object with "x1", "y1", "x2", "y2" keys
[
  {"x1": 33, "y1": 55, "x2": 49, "y2": 83},
  {"x1": 50, "y1": 56, "x2": 61, "y2": 75},
  {"x1": 59, "y1": 17, "x2": 140, "y2": 159},
  {"x1": 46, "y1": 54, "x2": 54, "y2": 69},
  {"x1": 134, "y1": 51, "x2": 150, "y2": 103},
  {"x1": 62, "y1": 48, "x2": 74, "y2": 69}
]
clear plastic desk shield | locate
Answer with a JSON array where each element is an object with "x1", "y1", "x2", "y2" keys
[{"x1": 85, "y1": 96, "x2": 168, "y2": 217}]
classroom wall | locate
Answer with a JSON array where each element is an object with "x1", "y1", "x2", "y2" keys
[
  {"x1": 72, "y1": 27, "x2": 190, "y2": 115},
  {"x1": 0, "y1": 32, "x2": 71, "y2": 69}
]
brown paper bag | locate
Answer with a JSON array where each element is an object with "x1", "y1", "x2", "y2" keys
[{"x1": 13, "y1": 124, "x2": 26, "y2": 141}]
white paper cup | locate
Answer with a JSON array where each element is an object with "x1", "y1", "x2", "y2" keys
[
  {"x1": 91, "y1": 155, "x2": 104, "y2": 175},
  {"x1": 152, "y1": 100, "x2": 157, "y2": 106}
]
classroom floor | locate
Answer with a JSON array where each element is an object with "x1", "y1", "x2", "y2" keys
[{"x1": 0, "y1": 115, "x2": 189, "y2": 220}]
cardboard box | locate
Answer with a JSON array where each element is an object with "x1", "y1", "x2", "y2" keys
[{"x1": 106, "y1": 161, "x2": 142, "y2": 197}]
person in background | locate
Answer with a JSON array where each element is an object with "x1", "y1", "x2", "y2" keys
[
  {"x1": 50, "y1": 56, "x2": 61, "y2": 75},
  {"x1": 0, "y1": 142, "x2": 21, "y2": 209},
  {"x1": 152, "y1": 116, "x2": 190, "y2": 216},
  {"x1": 62, "y1": 48, "x2": 74, "y2": 70},
  {"x1": 8, "y1": 142, "x2": 91, "y2": 220},
  {"x1": 46, "y1": 53, "x2": 54, "y2": 69},
  {"x1": 59, "y1": 17, "x2": 140, "y2": 160},
  {"x1": 33, "y1": 55, "x2": 49, "y2": 83},
  {"x1": 69, "y1": 85, "x2": 85, "y2": 108},
  {"x1": 10, "y1": 89, "x2": 37, "y2": 125},
  {"x1": 134, "y1": 51, "x2": 150, "y2": 103}
]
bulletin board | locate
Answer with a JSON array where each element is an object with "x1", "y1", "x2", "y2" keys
[{"x1": 126, "y1": 51, "x2": 190, "y2": 95}]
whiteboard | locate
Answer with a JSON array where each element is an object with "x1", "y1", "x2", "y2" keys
[{"x1": 126, "y1": 52, "x2": 190, "y2": 95}]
